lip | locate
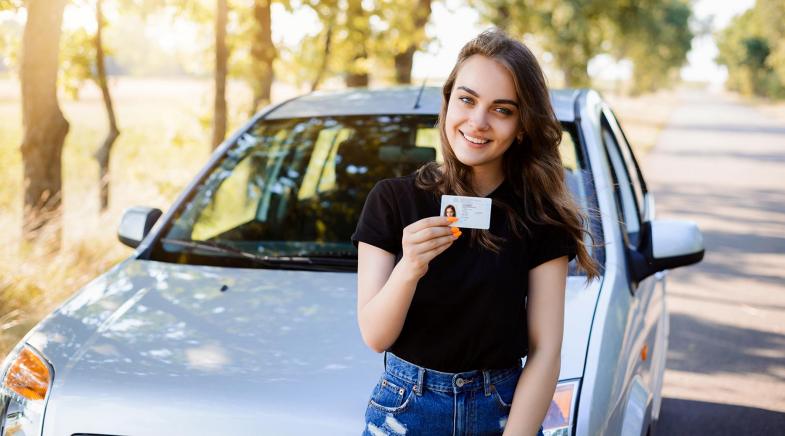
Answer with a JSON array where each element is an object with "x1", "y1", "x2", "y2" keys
[{"x1": 459, "y1": 130, "x2": 492, "y2": 148}]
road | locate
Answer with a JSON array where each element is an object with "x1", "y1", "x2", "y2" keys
[{"x1": 642, "y1": 90, "x2": 785, "y2": 435}]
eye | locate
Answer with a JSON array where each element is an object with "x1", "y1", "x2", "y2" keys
[
  {"x1": 458, "y1": 95, "x2": 474, "y2": 105},
  {"x1": 495, "y1": 107, "x2": 513, "y2": 116}
]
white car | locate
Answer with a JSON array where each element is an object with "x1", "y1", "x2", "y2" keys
[{"x1": 0, "y1": 87, "x2": 704, "y2": 435}]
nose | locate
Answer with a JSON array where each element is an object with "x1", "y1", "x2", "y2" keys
[{"x1": 468, "y1": 108, "x2": 489, "y2": 131}]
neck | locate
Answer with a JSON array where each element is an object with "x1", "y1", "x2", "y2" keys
[{"x1": 470, "y1": 163, "x2": 505, "y2": 196}]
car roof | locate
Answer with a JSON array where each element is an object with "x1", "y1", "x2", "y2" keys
[{"x1": 264, "y1": 86, "x2": 579, "y2": 122}]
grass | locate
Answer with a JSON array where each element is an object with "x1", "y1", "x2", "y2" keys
[
  {"x1": 0, "y1": 76, "x2": 677, "y2": 357},
  {"x1": 0, "y1": 76, "x2": 254, "y2": 356}
]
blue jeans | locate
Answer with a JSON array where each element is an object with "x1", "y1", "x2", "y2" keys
[{"x1": 363, "y1": 352, "x2": 545, "y2": 436}]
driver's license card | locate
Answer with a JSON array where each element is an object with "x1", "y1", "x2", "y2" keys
[{"x1": 440, "y1": 195, "x2": 492, "y2": 229}]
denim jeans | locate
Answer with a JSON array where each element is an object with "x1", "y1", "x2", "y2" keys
[{"x1": 363, "y1": 352, "x2": 546, "y2": 436}]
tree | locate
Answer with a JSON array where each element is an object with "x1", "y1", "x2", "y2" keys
[
  {"x1": 299, "y1": 0, "x2": 338, "y2": 91},
  {"x1": 343, "y1": 0, "x2": 369, "y2": 87},
  {"x1": 717, "y1": 3, "x2": 785, "y2": 98},
  {"x1": 376, "y1": 0, "x2": 433, "y2": 84},
  {"x1": 474, "y1": 0, "x2": 608, "y2": 87},
  {"x1": 93, "y1": 0, "x2": 121, "y2": 211},
  {"x1": 474, "y1": 0, "x2": 693, "y2": 90},
  {"x1": 248, "y1": 0, "x2": 276, "y2": 113},
  {"x1": 212, "y1": 0, "x2": 228, "y2": 148},
  {"x1": 610, "y1": 0, "x2": 693, "y2": 94},
  {"x1": 19, "y1": 0, "x2": 70, "y2": 247}
]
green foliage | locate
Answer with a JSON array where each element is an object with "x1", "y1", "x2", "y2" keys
[
  {"x1": 60, "y1": 28, "x2": 95, "y2": 99},
  {"x1": 474, "y1": 0, "x2": 693, "y2": 91},
  {"x1": 278, "y1": 0, "x2": 434, "y2": 88},
  {"x1": 0, "y1": 15, "x2": 22, "y2": 68},
  {"x1": 717, "y1": 2, "x2": 785, "y2": 98},
  {"x1": 611, "y1": 0, "x2": 693, "y2": 94},
  {"x1": 0, "y1": 0, "x2": 22, "y2": 10}
]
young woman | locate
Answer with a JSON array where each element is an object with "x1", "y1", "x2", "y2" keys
[{"x1": 352, "y1": 29, "x2": 600, "y2": 436}]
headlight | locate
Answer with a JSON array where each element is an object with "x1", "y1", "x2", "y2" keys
[
  {"x1": 0, "y1": 344, "x2": 53, "y2": 435},
  {"x1": 542, "y1": 379, "x2": 579, "y2": 436}
]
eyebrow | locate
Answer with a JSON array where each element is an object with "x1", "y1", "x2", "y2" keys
[{"x1": 457, "y1": 85, "x2": 519, "y2": 107}]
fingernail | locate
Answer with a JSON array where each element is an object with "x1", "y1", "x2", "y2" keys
[
  {"x1": 447, "y1": 217, "x2": 458, "y2": 223},
  {"x1": 453, "y1": 231, "x2": 462, "y2": 238},
  {"x1": 451, "y1": 227, "x2": 460, "y2": 234}
]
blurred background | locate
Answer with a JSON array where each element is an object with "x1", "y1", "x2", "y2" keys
[{"x1": 0, "y1": 0, "x2": 783, "y2": 369}]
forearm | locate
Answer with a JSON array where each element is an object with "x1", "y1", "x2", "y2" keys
[
  {"x1": 357, "y1": 260, "x2": 420, "y2": 352},
  {"x1": 503, "y1": 349, "x2": 560, "y2": 436}
]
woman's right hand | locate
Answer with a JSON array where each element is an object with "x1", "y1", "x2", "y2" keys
[{"x1": 398, "y1": 216, "x2": 461, "y2": 280}]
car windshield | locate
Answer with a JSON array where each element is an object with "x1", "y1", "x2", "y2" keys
[{"x1": 151, "y1": 114, "x2": 595, "y2": 272}]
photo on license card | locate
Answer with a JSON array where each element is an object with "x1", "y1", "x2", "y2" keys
[{"x1": 440, "y1": 195, "x2": 492, "y2": 230}]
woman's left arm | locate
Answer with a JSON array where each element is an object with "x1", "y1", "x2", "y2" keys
[{"x1": 503, "y1": 255, "x2": 569, "y2": 436}]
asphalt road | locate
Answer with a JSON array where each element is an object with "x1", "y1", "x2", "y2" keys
[{"x1": 642, "y1": 90, "x2": 785, "y2": 435}]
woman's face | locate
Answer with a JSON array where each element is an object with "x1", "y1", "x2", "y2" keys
[
  {"x1": 445, "y1": 206, "x2": 455, "y2": 217},
  {"x1": 444, "y1": 54, "x2": 521, "y2": 172}
]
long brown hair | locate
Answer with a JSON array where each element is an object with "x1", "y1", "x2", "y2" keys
[{"x1": 415, "y1": 28, "x2": 601, "y2": 280}]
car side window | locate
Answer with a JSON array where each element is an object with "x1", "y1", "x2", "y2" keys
[
  {"x1": 601, "y1": 115, "x2": 641, "y2": 247},
  {"x1": 603, "y1": 109, "x2": 646, "y2": 215}
]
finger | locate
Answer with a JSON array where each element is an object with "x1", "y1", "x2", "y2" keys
[
  {"x1": 409, "y1": 226, "x2": 455, "y2": 244},
  {"x1": 413, "y1": 233, "x2": 456, "y2": 256},
  {"x1": 405, "y1": 216, "x2": 457, "y2": 234},
  {"x1": 422, "y1": 235, "x2": 457, "y2": 259}
]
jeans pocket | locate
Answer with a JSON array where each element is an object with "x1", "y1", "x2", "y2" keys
[
  {"x1": 491, "y1": 371, "x2": 521, "y2": 409},
  {"x1": 368, "y1": 374, "x2": 414, "y2": 414}
]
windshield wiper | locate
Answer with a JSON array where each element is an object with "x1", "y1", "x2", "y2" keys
[
  {"x1": 160, "y1": 238, "x2": 345, "y2": 272},
  {"x1": 307, "y1": 251, "x2": 358, "y2": 260}
]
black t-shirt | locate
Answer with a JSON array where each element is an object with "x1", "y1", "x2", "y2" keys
[{"x1": 351, "y1": 173, "x2": 577, "y2": 372}]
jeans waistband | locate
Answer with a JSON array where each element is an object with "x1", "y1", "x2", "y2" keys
[{"x1": 383, "y1": 352, "x2": 522, "y2": 396}]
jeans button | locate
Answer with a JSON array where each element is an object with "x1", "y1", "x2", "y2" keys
[{"x1": 456, "y1": 378, "x2": 465, "y2": 387}]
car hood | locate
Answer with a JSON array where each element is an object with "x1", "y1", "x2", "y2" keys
[{"x1": 26, "y1": 260, "x2": 600, "y2": 436}]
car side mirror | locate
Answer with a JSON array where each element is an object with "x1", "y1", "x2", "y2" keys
[
  {"x1": 630, "y1": 219, "x2": 705, "y2": 282},
  {"x1": 118, "y1": 206, "x2": 163, "y2": 248}
]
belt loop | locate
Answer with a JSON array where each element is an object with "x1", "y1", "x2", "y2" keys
[
  {"x1": 415, "y1": 367, "x2": 425, "y2": 396},
  {"x1": 483, "y1": 370, "x2": 492, "y2": 397}
]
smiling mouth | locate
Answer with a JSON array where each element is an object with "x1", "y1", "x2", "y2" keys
[{"x1": 460, "y1": 130, "x2": 491, "y2": 145}]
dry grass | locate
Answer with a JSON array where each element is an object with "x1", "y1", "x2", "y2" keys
[
  {"x1": 0, "y1": 76, "x2": 256, "y2": 356},
  {"x1": 0, "y1": 76, "x2": 678, "y2": 357}
]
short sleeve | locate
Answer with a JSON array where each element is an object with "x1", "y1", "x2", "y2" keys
[
  {"x1": 527, "y1": 224, "x2": 578, "y2": 269},
  {"x1": 351, "y1": 180, "x2": 402, "y2": 255}
]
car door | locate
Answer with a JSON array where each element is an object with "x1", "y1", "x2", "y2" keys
[{"x1": 600, "y1": 108, "x2": 662, "y2": 436}]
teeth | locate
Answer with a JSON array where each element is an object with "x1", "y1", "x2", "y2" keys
[{"x1": 462, "y1": 132, "x2": 490, "y2": 144}]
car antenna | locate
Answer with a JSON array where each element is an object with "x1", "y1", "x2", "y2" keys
[
  {"x1": 413, "y1": 47, "x2": 440, "y2": 109},
  {"x1": 413, "y1": 76, "x2": 428, "y2": 110}
]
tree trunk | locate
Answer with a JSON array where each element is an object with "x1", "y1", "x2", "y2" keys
[
  {"x1": 93, "y1": 0, "x2": 120, "y2": 211},
  {"x1": 345, "y1": 67, "x2": 369, "y2": 88},
  {"x1": 19, "y1": 0, "x2": 70, "y2": 248},
  {"x1": 311, "y1": 20, "x2": 333, "y2": 92},
  {"x1": 394, "y1": 47, "x2": 416, "y2": 85},
  {"x1": 394, "y1": 0, "x2": 431, "y2": 84},
  {"x1": 249, "y1": 0, "x2": 276, "y2": 115},
  {"x1": 395, "y1": 0, "x2": 431, "y2": 84},
  {"x1": 212, "y1": 0, "x2": 228, "y2": 149},
  {"x1": 344, "y1": 0, "x2": 369, "y2": 88}
]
